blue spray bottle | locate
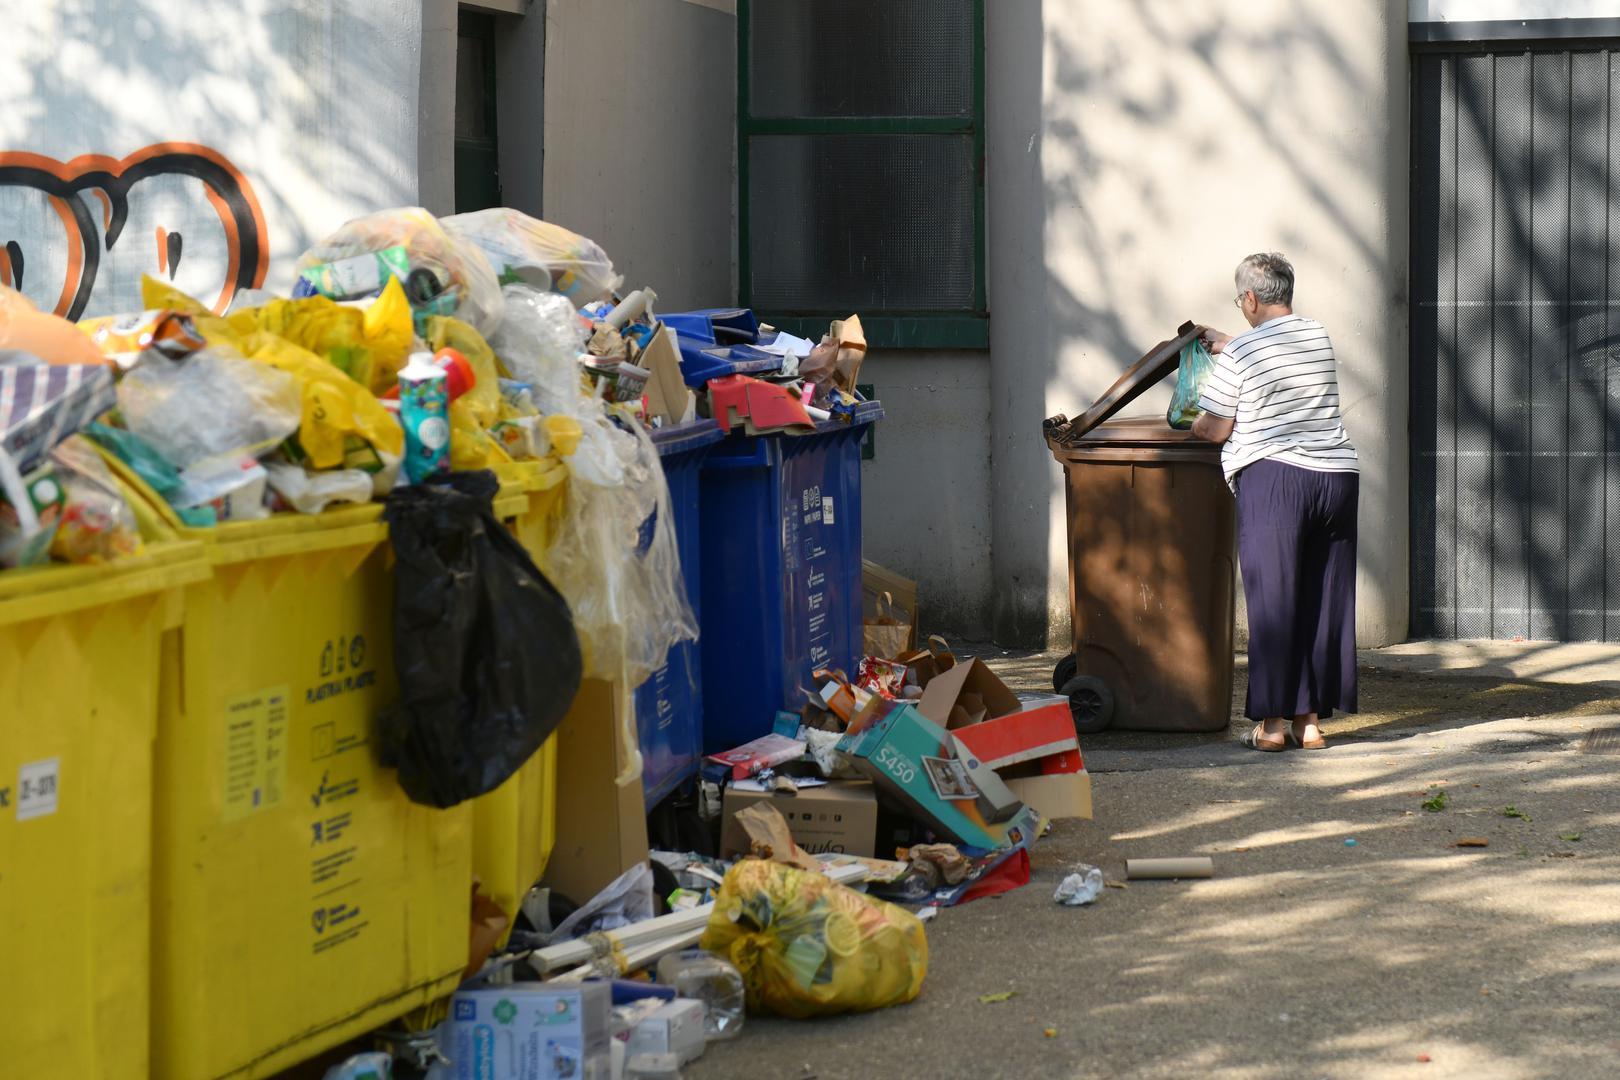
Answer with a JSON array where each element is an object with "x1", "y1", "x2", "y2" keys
[{"x1": 398, "y1": 351, "x2": 451, "y2": 484}]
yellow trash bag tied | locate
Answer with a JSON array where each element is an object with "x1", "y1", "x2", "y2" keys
[
  {"x1": 223, "y1": 276, "x2": 414, "y2": 395},
  {"x1": 137, "y1": 276, "x2": 404, "y2": 469},
  {"x1": 699, "y1": 859, "x2": 928, "y2": 1018},
  {"x1": 421, "y1": 314, "x2": 512, "y2": 471}
]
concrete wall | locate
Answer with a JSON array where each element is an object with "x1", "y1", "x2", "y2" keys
[
  {"x1": 986, "y1": 0, "x2": 1410, "y2": 649},
  {"x1": 0, "y1": 0, "x2": 422, "y2": 317},
  {"x1": 859, "y1": 352, "x2": 994, "y2": 639},
  {"x1": 540, "y1": 0, "x2": 736, "y2": 311}
]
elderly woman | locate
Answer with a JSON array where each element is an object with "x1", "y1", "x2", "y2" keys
[{"x1": 1192, "y1": 252, "x2": 1359, "y2": 752}]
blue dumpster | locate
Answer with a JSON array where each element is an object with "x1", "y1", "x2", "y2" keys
[
  {"x1": 637, "y1": 420, "x2": 726, "y2": 807},
  {"x1": 698, "y1": 402, "x2": 884, "y2": 752}
]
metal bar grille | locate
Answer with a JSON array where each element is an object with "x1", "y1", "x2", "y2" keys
[{"x1": 1411, "y1": 44, "x2": 1620, "y2": 642}]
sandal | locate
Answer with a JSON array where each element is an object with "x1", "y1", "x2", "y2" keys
[
  {"x1": 1287, "y1": 725, "x2": 1327, "y2": 751},
  {"x1": 1243, "y1": 722, "x2": 1286, "y2": 753}
]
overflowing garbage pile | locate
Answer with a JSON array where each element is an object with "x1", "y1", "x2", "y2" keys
[{"x1": 399, "y1": 599, "x2": 1095, "y2": 1079}]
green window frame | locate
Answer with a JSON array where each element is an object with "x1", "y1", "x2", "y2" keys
[{"x1": 737, "y1": 0, "x2": 988, "y2": 349}]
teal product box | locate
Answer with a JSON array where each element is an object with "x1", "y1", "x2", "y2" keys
[
  {"x1": 431, "y1": 983, "x2": 612, "y2": 1080},
  {"x1": 836, "y1": 699, "x2": 1038, "y2": 850}
]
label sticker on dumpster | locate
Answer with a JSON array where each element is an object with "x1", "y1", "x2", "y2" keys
[
  {"x1": 223, "y1": 686, "x2": 289, "y2": 822},
  {"x1": 16, "y1": 758, "x2": 59, "y2": 821}
]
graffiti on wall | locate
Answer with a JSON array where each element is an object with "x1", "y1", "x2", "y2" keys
[{"x1": 0, "y1": 142, "x2": 269, "y2": 319}]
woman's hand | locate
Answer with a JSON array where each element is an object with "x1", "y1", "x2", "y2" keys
[
  {"x1": 1202, "y1": 327, "x2": 1234, "y2": 354},
  {"x1": 1191, "y1": 411, "x2": 1234, "y2": 445}
]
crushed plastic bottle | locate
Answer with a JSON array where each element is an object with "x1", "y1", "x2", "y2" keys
[
  {"x1": 1053, "y1": 864, "x2": 1104, "y2": 906},
  {"x1": 656, "y1": 949, "x2": 746, "y2": 1041}
]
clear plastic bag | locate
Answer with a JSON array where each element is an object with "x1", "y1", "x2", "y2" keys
[
  {"x1": 295, "y1": 207, "x2": 505, "y2": 337},
  {"x1": 444, "y1": 209, "x2": 622, "y2": 308},
  {"x1": 543, "y1": 412, "x2": 698, "y2": 687},
  {"x1": 1167, "y1": 337, "x2": 1216, "y2": 429},
  {"x1": 48, "y1": 436, "x2": 140, "y2": 563},
  {"x1": 698, "y1": 859, "x2": 929, "y2": 1019},
  {"x1": 116, "y1": 347, "x2": 301, "y2": 469},
  {"x1": 488, "y1": 285, "x2": 588, "y2": 414}
]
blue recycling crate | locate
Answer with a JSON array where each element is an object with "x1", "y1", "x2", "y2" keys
[
  {"x1": 636, "y1": 420, "x2": 726, "y2": 808},
  {"x1": 698, "y1": 402, "x2": 884, "y2": 753}
]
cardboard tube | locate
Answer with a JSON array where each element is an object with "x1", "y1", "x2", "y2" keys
[{"x1": 1126, "y1": 857, "x2": 1214, "y2": 880}]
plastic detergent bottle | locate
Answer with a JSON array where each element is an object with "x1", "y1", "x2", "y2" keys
[{"x1": 399, "y1": 351, "x2": 451, "y2": 484}]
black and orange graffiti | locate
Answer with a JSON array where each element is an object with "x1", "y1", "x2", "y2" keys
[{"x1": 0, "y1": 142, "x2": 269, "y2": 318}]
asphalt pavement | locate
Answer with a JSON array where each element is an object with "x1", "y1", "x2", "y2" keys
[{"x1": 689, "y1": 649, "x2": 1620, "y2": 1080}]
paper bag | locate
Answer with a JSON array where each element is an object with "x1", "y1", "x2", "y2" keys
[
  {"x1": 863, "y1": 591, "x2": 912, "y2": 660},
  {"x1": 896, "y1": 635, "x2": 956, "y2": 688}
]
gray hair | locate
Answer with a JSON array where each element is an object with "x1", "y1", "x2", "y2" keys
[{"x1": 1234, "y1": 252, "x2": 1295, "y2": 306}]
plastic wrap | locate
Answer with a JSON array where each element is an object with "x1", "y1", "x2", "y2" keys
[
  {"x1": 543, "y1": 412, "x2": 698, "y2": 687},
  {"x1": 48, "y1": 436, "x2": 140, "y2": 563},
  {"x1": 295, "y1": 207, "x2": 504, "y2": 337},
  {"x1": 265, "y1": 462, "x2": 374, "y2": 514},
  {"x1": 488, "y1": 284, "x2": 588, "y2": 414},
  {"x1": 698, "y1": 859, "x2": 929, "y2": 1018},
  {"x1": 445, "y1": 209, "x2": 622, "y2": 308},
  {"x1": 116, "y1": 347, "x2": 301, "y2": 469},
  {"x1": 1167, "y1": 337, "x2": 1216, "y2": 429}
]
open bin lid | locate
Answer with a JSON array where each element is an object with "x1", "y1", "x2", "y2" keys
[{"x1": 1043, "y1": 320, "x2": 1203, "y2": 449}]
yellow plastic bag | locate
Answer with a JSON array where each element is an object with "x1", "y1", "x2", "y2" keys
[
  {"x1": 225, "y1": 276, "x2": 413, "y2": 394},
  {"x1": 235, "y1": 330, "x2": 403, "y2": 468},
  {"x1": 420, "y1": 315, "x2": 511, "y2": 470},
  {"x1": 135, "y1": 276, "x2": 404, "y2": 470},
  {"x1": 699, "y1": 859, "x2": 928, "y2": 1018}
]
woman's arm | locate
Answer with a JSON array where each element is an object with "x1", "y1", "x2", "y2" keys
[{"x1": 1192, "y1": 411, "x2": 1234, "y2": 444}]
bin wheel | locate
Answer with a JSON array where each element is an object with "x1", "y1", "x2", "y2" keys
[
  {"x1": 1061, "y1": 675, "x2": 1116, "y2": 734},
  {"x1": 1052, "y1": 653, "x2": 1078, "y2": 694}
]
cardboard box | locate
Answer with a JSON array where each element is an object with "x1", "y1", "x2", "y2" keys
[
  {"x1": 1002, "y1": 769, "x2": 1093, "y2": 822},
  {"x1": 837, "y1": 700, "x2": 1039, "y2": 850},
  {"x1": 545, "y1": 679, "x2": 650, "y2": 905},
  {"x1": 626, "y1": 999, "x2": 705, "y2": 1066},
  {"x1": 433, "y1": 982, "x2": 612, "y2": 1080},
  {"x1": 951, "y1": 699, "x2": 1080, "y2": 771},
  {"x1": 916, "y1": 657, "x2": 1023, "y2": 731},
  {"x1": 721, "y1": 781, "x2": 878, "y2": 858}
]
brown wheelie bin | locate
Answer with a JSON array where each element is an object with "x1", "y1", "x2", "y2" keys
[{"x1": 1042, "y1": 320, "x2": 1235, "y2": 733}]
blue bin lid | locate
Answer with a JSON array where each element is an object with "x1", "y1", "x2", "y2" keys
[
  {"x1": 650, "y1": 418, "x2": 726, "y2": 457},
  {"x1": 677, "y1": 342, "x2": 784, "y2": 389},
  {"x1": 660, "y1": 309, "x2": 760, "y2": 346},
  {"x1": 811, "y1": 399, "x2": 884, "y2": 433}
]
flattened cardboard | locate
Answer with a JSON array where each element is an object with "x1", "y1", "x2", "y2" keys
[
  {"x1": 837, "y1": 699, "x2": 1037, "y2": 850},
  {"x1": 916, "y1": 657, "x2": 1023, "y2": 731},
  {"x1": 544, "y1": 679, "x2": 650, "y2": 906},
  {"x1": 642, "y1": 324, "x2": 695, "y2": 425},
  {"x1": 1003, "y1": 770, "x2": 1093, "y2": 822},
  {"x1": 721, "y1": 781, "x2": 879, "y2": 858}
]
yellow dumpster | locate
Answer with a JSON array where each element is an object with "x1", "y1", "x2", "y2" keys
[
  {"x1": 471, "y1": 457, "x2": 570, "y2": 936},
  {"x1": 0, "y1": 531, "x2": 206, "y2": 1078},
  {"x1": 117, "y1": 472, "x2": 526, "y2": 1080}
]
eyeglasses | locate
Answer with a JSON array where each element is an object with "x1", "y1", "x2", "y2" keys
[{"x1": 1232, "y1": 291, "x2": 1250, "y2": 310}]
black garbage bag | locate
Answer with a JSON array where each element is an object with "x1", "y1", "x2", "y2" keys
[{"x1": 380, "y1": 470, "x2": 583, "y2": 808}]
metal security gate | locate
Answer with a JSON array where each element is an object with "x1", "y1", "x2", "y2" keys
[{"x1": 1411, "y1": 43, "x2": 1620, "y2": 641}]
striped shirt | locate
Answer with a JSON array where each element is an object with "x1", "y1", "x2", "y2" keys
[{"x1": 1196, "y1": 313, "x2": 1358, "y2": 487}]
